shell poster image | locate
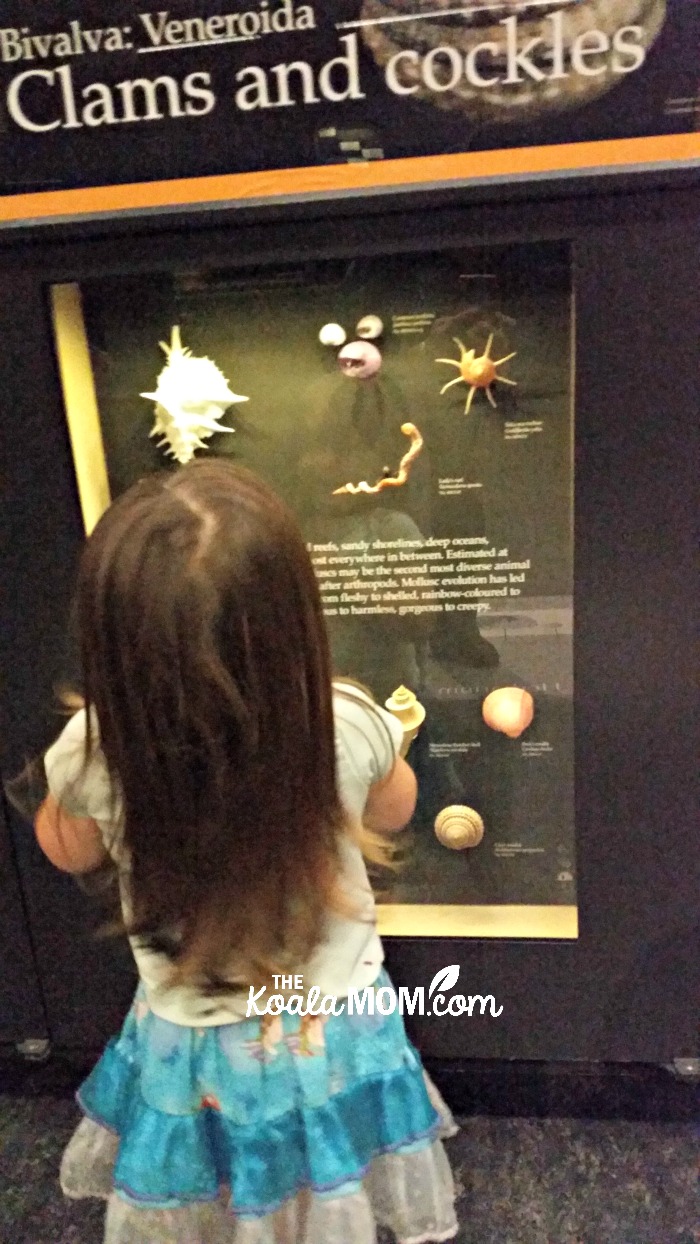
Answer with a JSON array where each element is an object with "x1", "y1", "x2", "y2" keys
[
  {"x1": 0, "y1": 1, "x2": 697, "y2": 208},
  {"x1": 359, "y1": 0, "x2": 669, "y2": 122},
  {"x1": 61, "y1": 239, "x2": 577, "y2": 929}
]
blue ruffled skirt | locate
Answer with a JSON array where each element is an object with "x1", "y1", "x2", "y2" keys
[{"x1": 61, "y1": 971, "x2": 458, "y2": 1244}]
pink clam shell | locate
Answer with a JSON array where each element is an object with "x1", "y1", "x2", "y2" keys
[
  {"x1": 482, "y1": 687, "x2": 534, "y2": 739},
  {"x1": 338, "y1": 340, "x2": 383, "y2": 380}
]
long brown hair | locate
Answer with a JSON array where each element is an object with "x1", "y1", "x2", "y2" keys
[{"x1": 76, "y1": 460, "x2": 349, "y2": 993}]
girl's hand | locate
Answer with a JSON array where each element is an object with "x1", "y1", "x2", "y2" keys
[{"x1": 35, "y1": 794, "x2": 108, "y2": 874}]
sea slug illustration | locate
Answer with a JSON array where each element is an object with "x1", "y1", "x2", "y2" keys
[
  {"x1": 141, "y1": 327, "x2": 248, "y2": 466},
  {"x1": 437, "y1": 334, "x2": 517, "y2": 415},
  {"x1": 333, "y1": 422, "x2": 424, "y2": 495}
]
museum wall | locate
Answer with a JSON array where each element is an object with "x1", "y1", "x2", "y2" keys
[{"x1": 0, "y1": 793, "x2": 46, "y2": 1044}]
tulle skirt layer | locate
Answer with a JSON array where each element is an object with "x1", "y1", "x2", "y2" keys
[{"x1": 61, "y1": 973, "x2": 459, "y2": 1244}]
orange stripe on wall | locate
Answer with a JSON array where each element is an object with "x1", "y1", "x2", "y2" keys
[{"x1": 1, "y1": 133, "x2": 698, "y2": 225}]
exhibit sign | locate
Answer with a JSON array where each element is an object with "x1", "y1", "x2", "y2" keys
[
  {"x1": 0, "y1": 0, "x2": 698, "y2": 225},
  {"x1": 51, "y1": 238, "x2": 577, "y2": 938}
]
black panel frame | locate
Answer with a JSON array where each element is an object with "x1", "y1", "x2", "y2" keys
[{"x1": 0, "y1": 796, "x2": 46, "y2": 1044}]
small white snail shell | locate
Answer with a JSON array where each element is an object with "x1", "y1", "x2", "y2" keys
[
  {"x1": 385, "y1": 686, "x2": 426, "y2": 758},
  {"x1": 357, "y1": 315, "x2": 384, "y2": 341},
  {"x1": 319, "y1": 323, "x2": 347, "y2": 348},
  {"x1": 482, "y1": 687, "x2": 534, "y2": 739},
  {"x1": 385, "y1": 685, "x2": 425, "y2": 730},
  {"x1": 434, "y1": 806, "x2": 484, "y2": 851}
]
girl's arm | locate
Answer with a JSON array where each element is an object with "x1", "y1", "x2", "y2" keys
[
  {"x1": 364, "y1": 756, "x2": 417, "y2": 832},
  {"x1": 35, "y1": 794, "x2": 109, "y2": 875}
]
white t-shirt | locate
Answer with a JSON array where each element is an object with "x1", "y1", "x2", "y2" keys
[{"x1": 43, "y1": 684, "x2": 403, "y2": 1027}]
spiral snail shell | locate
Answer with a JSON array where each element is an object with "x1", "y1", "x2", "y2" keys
[{"x1": 434, "y1": 806, "x2": 485, "y2": 851}]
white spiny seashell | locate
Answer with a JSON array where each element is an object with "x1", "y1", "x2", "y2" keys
[{"x1": 141, "y1": 327, "x2": 248, "y2": 466}]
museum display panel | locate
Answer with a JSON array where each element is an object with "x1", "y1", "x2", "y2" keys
[
  {"x1": 51, "y1": 238, "x2": 577, "y2": 940},
  {"x1": 0, "y1": 181, "x2": 696, "y2": 1060}
]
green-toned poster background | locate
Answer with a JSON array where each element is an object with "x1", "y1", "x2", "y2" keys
[{"x1": 77, "y1": 239, "x2": 575, "y2": 909}]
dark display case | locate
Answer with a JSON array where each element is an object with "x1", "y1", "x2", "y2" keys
[{"x1": 0, "y1": 182, "x2": 697, "y2": 1062}]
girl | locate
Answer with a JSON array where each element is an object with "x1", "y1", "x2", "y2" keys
[{"x1": 35, "y1": 460, "x2": 458, "y2": 1244}]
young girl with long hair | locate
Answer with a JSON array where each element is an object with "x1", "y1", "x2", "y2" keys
[{"x1": 35, "y1": 459, "x2": 458, "y2": 1243}]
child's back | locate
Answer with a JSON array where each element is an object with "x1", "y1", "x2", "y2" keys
[{"x1": 36, "y1": 460, "x2": 458, "y2": 1243}]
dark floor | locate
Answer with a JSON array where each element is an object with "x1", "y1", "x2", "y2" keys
[{"x1": 0, "y1": 1066, "x2": 698, "y2": 1244}]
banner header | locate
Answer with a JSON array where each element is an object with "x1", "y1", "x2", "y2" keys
[{"x1": 0, "y1": 1, "x2": 698, "y2": 222}]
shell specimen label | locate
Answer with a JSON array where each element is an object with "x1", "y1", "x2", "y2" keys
[{"x1": 142, "y1": 327, "x2": 248, "y2": 466}]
